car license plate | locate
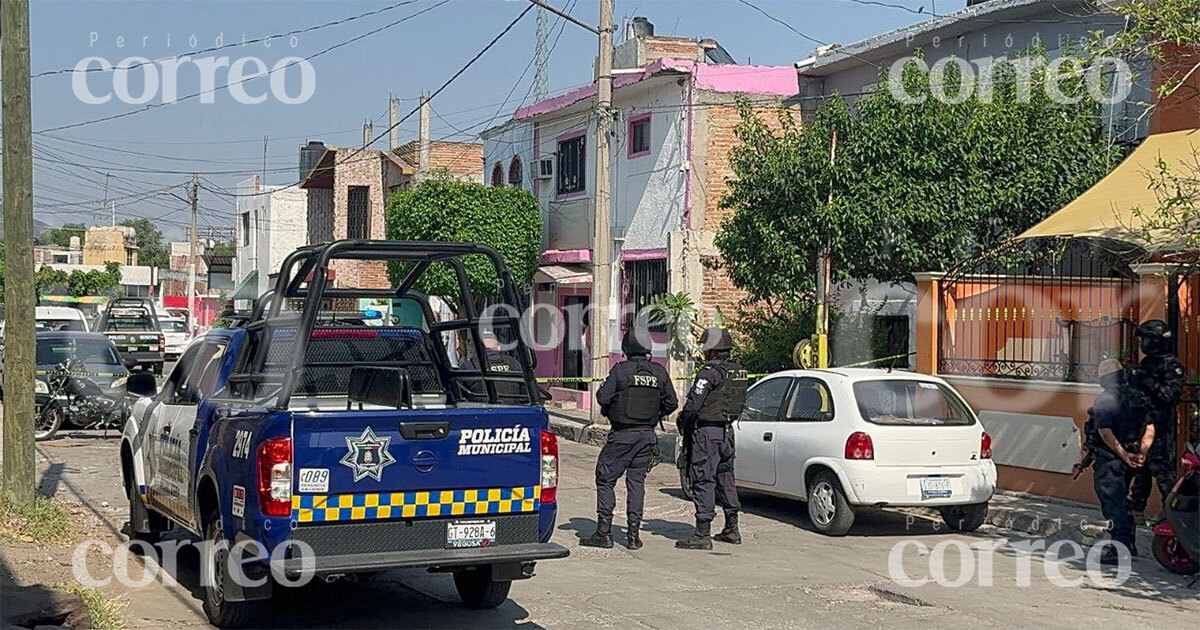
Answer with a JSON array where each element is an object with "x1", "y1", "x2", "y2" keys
[
  {"x1": 920, "y1": 477, "x2": 952, "y2": 499},
  {"x1": 446, "y1": 519, "x2": 497, "y2": 548},
  {"x1": 148, "y1": 345, "x2": 160, "y2": 352}
]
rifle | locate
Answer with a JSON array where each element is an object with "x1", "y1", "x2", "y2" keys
[{"x1": 1071, "y1": 450, "x2": 1094, "y2": 480}]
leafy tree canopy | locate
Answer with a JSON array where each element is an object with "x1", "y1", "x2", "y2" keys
[
  {"x1": 715, "y1": 50, "x2": 1126, "y2": 307},
  {"x1": 39, "y1": 223, "x2": 87, "y2": 248},
  {"x1": 120, "y1": 218, "x2": 168, "y2": 268},
  {"x1": 385, "y1": 180, "x2": 542, "y2": 311}
]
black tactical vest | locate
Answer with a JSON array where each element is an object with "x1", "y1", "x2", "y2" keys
[
  {"x1": 718, "y1": 361, "x2": 749, "y2": 419},
  {"x1": 622, "y1": 360, "x2": 662, "y2": 425}
]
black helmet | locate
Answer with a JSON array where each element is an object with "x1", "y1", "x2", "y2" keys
[
  {"x1": 1135, "y1": 319, "x2": 1172, "y2": 342},
  {"x1": 621, "y1": 328, "x2": 651, "y2": 357},
  {"x1": 700, "y1": 328, "x2": 733, "y2": 352}
]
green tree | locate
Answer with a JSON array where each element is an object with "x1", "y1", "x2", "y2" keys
[
  {"x1": 385, "y1": 180, "x2": 541, "y2": 312},
  {"x1": 1092, "y1": 0, "x2": 1200, "y2": 100},
  {"x1": 39, "y1": 223, "x2": 86, "y2": 248},
  {"x1": 67, "y1": 262, "x2": 122, "y2": 297},
  {"x1": 716, "y1": 51, "x2": 1125, "y2": 308},
  {"x1": 34, "y1": 266, "x2": 70, "y2": 299},
  {"x1": 208, "y1": 240, "x2": 236, "y2": 256},
  {"x1": 120, "y1": 218, "x2": 168, "y2": 268}
]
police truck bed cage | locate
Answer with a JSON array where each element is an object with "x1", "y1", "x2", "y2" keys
[{"x1": 228, "y1": 240, "x2": 538, "y2": 410}]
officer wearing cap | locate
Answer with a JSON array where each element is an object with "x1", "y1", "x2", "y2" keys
[
  {"x1": 580, "y1": 327, "x2": 678, "y2": 549},
  {"x1": 676, "y1": 328, "x2": 748, "y2": 550},
  {"x1": 1129, "y1": 319, "x2": 1186, "y2": 526},
  {"x1": 1088, "y1": 359, "x2": 1154, "y2": 564}
]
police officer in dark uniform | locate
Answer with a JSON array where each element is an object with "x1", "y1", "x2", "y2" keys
[
  {"x1": 1088, "y1": 359, "x2": 1154, "y2": 564},
  {"x1": 580, "y1": 328, "x2": 678, "y2": 549},
  {"x1": 676, "y1": 328, "x2": 748, "y2": 550},
  {"x1": 1129, "y1": 319, "x2": 1186, "y2": 526},
  {"x1": 462, "y1": 331, "x2": 525, "y2": 400}
]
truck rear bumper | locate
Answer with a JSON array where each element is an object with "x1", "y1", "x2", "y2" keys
[{"x1": 282, "y1": 542, "x2": 570, "y2": 577}]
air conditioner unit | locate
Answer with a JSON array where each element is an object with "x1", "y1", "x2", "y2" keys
[{"x1": 535, "y1": 157, "x2": 555, "y2": 180}]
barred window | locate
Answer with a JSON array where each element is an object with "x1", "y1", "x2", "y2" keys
[
  {"x1": 491, "y1": 163, "x2": 504, "y2": 187},
  {"x1": 557, "y1": 135, "x2": 586, "y2": 195},
  {"x1": 508, "y1": 157, "x2": 522, "y2": 187},
  {"x1": 347, "y1": 186, "x2": 369, "y2": 239},
  {"x1": 626, "y1": 258, "x2": 667, "y2": 331}
]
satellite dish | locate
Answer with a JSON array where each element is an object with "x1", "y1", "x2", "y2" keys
[{"x1": 793, "y1": 339, "x2": 815, "y2": 369}]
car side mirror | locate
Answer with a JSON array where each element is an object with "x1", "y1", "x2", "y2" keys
[
  {"x1": 538, "y1": 386, "x2": 553, "y2": 403},
  {"x1": 126, "y1": 372, "x2": 157, "y2": 397}
]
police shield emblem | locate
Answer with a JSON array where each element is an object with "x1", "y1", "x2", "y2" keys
[{"x1": 340, "y1": 427, "x2": 396, "y2": 482}]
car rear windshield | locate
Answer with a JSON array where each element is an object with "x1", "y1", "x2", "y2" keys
[
  {"x1": 37, "y1": 319, "x2": 86, "y2": 332},
  {"x1": 37, "y1": 338, "x2": 121, "y2": 367},
  {"x1": 163, "y1": 320, "x2": 188, "y2": 333},
  {"x1": 852, "y1": 380, "x2": 975, "y2": 426},
  {"x1": 105, "y1": 310, "x2": 155, "y2": 331}
]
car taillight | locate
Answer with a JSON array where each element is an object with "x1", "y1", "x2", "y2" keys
[
  {"x1": 540, "y1": 430, "x2": 558, "y2": 504},
  {"x1": 844, "y1": 432, "x2": 874, "y2": 460},
  {"x1": 257, "y1": 437, "x2": 292, "y2": 517},
  {"x1": 980, "y1": 431, "x2": 992, "y2": 460}
]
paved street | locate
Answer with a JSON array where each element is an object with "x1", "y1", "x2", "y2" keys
[{"x1": 18, "y1": 429, "x2": 1197, "y2": 629}]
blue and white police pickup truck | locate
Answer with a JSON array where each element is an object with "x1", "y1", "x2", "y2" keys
[{"x1": 121, "y1": 241, "x2": 568, "y2": 628}]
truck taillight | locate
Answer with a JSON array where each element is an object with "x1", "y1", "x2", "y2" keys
[
  {"x1": 981, "y1": 432, "x2": 993, "y2": 459},
  {"x1": 844, "y1": 432, "x2": 874, "y2": 460},
  {"x1": 540, "y1": 430, "x2": 558, "y2": 504},
  {"x1": 257, "y1": 437, "x2": 292, "y2": 517}
]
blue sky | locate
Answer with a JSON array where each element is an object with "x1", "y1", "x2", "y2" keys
[{"x1": 26, "y1": 0, "x2": 958, "y2": 240}]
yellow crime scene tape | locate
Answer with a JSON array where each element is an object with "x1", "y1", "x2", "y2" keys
[{"x1": 533, "y1": 352, "x2": 915, "y2": 384}]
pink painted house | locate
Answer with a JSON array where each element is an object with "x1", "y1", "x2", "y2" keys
[{"x1": 482, "y1": 19, "x2": 797, "y2": 407}]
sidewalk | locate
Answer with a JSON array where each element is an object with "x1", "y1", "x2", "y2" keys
[{"x1": 546, "y1": 408, "x2": 1153, "y2": 549}]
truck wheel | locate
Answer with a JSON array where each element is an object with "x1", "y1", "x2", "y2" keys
[
  {"x1": 202, "y1": 510, "x2": 258, "y2": 628},
  {"x1": 939, "y1": 502, "x2": 989, "y2": 532},
  {"x1": 807, "y1": 471, "x2": 855, "y2": 536},
  {"x1": 453, "y1": 568, "x2": 512, "y2": 609}
]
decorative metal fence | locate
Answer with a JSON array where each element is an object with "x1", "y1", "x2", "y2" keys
[{"x1": 939, "y1": 239, "x2": 1140, "y2": 383}]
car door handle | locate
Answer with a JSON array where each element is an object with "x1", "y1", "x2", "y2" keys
[{"x1": 763, "y1": 432, "x2": 773, "y2": 442}]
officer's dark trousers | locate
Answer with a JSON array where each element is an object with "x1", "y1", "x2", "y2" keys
[
  {"x1": 1093, "y1": 451, "x2": 1136, "y2": 548},
  {"x1": 1130, "y1": 421, "x2": 1177, "y2": 512},
  {"x1": 595, "y1": 427, "x2": 657, "y2": 522},
  {"x1": 689, "y1": 425, "x2": 740, "y2": 522}
]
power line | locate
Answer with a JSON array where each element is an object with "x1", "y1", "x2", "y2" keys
[
  {"x1": 34, "y1": 0, "x2": 452, "y2": 134},
  {"x1": 31, "y1": 0, "x2": 425, "y2": 79}
]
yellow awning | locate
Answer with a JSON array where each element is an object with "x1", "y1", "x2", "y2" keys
[{"x1": 1018, "y1": 128, "x2": 1200, "y2": 249}]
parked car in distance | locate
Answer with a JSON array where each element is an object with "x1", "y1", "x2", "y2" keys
[
  {"x1": 159, "y1": 316, "x2": 191, "y2": 359},
  {"x1": 726, "y1": 368, "x2": 996, "y2": 536},
  {"x1": 0, "y1": 306, "x2": 90, "y2": 338}
]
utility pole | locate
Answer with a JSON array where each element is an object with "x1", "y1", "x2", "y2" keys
[
  {"x1": 2, "y1": 0, "x2": 36, "y2": 504},
  {"x1": 814, "y1": 131, "x2": 837, "y2": 369},
  {"x1": 389, "y1": 96, "x2": 401, "y2": 150},
  {"x1": 362, "y1": 120, "x2": 374, "y2": 148},
  {"x1": 188, "y1": 174, "x2": 199, "y2": 323},
  {"x1": 418, "y1": 94, "x2": 431, "y2": 179},
  {"x1": 110, "y1": 200, "x2": 116, "y2": 227},
  {"x1": 589, "y1": 0, "x2": 614, "y2": 424}
]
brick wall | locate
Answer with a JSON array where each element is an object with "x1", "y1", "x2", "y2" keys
[
  {"x1": 330, "y1": 151, "x2": 389, "y2": 289},
  {"x1": 396, "y1": 141, "x2": 484, "y2": 182},
  {"x1": 694, "y1": 101, "x2": 793, "y2": 321}
]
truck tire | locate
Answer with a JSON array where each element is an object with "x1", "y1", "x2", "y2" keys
[
  {"x1": 202, "y1": 510, "x2": 258, "y2": 629},
  {"x1": 453, "y1": 568, "x2": 512, "y2": 609},
  {"x1": 153, "y1": 362, "x2": 164, "y2": 376},
  {"x1": 806, "y1": 471, "x2": 855, "y2": 536},
  {"x1": 939, "y1": 502, "x2": 989, "y2": 532}
]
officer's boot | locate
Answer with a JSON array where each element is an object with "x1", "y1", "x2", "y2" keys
[
  {"x1": 675, "y1": 519, "x2": 713, "y2": 550},
  {"x1": 580, "y1": 515, "x2": 614, "y2": 548},
  {"x1": 713, "y1": 510, "x2": 741, "y2": 544},
  {"x1": 626, "y1": 518, "x2": 643, "y2": 550}
]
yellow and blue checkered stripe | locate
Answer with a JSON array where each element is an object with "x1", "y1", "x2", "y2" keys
[{"x1": 292, "y1": 485, "x2": 540, "y2": 523}]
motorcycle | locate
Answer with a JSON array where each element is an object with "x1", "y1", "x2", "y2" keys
[
  {"x1": 1151, "y1": 443, "x2": 1199, "y2": 579},
  {"x1": 34, "y1": 357, "x2": 132, "y2": 441}
]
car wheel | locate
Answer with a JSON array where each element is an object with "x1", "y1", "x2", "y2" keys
[
  {"x1": 939, "y1": 502, "x2": 989, "y2": 532},
  {"x1": 453, "y1": 567, "x2": 512, "y2": 609},
  {"x1": 202, "y1": 510, "x2": 258, "y2": 628},
  {"x1": 807, "y1": 471, "x2": 855, "y2": 536},
  {"x1": 33, "y1": 403, "x2": 63, "y2": 441}
]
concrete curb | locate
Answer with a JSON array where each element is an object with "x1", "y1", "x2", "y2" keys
[{"x1": 546, "y1": 410, "x2": 1152, "y2": 548}]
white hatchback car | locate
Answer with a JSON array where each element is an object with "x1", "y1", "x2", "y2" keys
[
  {"x1": 159, "y1": 316, "x2": 192, "y2": 359},
  {"x1": 727, "y1": 368, "x2": 996, "y2": 536}
]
